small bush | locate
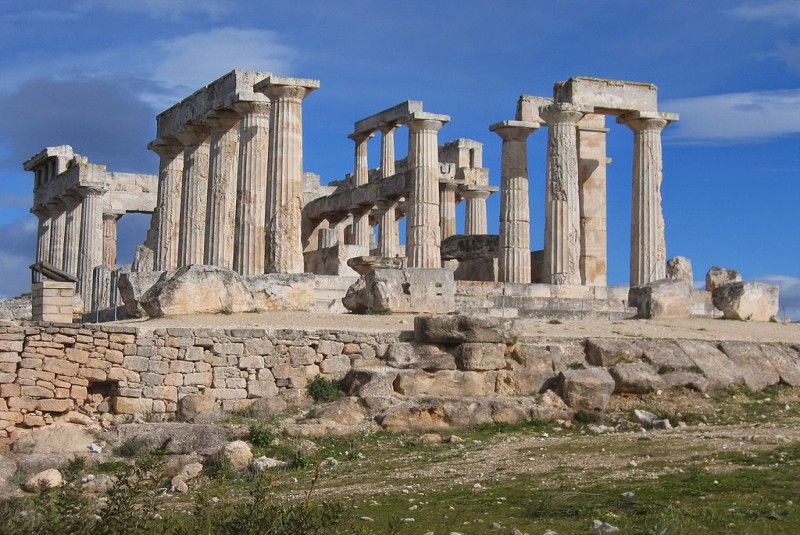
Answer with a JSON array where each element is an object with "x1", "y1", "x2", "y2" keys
[
  {"x1": 573, "y1": 409, "x2": 603, "y2": 424},
  {"x1": 115, "y1": 438, "x2": 149, "y2": 457},
  {"x1": 307, "y1": 376, "x2": 344, "y2": 403},
  {"x1": 249, "y1": 425, "x2": 275, "y2": 448}
]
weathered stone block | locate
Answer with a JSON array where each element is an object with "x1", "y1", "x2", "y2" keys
[
  {"x1": 718, "y1": 341, "x2": 779, "y2": 391},
  {"x1": 385, "y1": 342, "x2": 456, "y2": 370},
  {"x1": 609, "y1": 362, "x2": 663, "y2": 394},
  {"x1": 558, "y1": 368, "x2": 615, "y2": 411},
  {"x1": 343, "y1": 268, "x2": 455, "y2": 314},
  {"x1": 319, "y1": 355, "x2": 350, "y2": 375},
  {"x1": 629, "y1": 279, "x2": 691, "y2": 319},
  {"x1": 666, "y1": 256, "x2": 693, "y2": 286},
  {"x1": 457, "y1": 343, "x2": 506, "y2": 371},
  {"x1": 585, "y1": 339, "x2": 644, "y2": 367},
  {"x1": 415, "y1": 314, "x2": 519, "y2": 344},
  {"x1": 705, "y1": 266, "x2": 741, "y2": 291},
  {"x1": 113, "y1": 397, "x2": 153, "y2": 414},
  {"x1": 712, "y1": 282, "x2": 779, "y2": 322}
]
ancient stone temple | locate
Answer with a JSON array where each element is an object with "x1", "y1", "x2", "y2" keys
[{"x1": 25, "y1": 71, "x2": 703, "y2": 321}]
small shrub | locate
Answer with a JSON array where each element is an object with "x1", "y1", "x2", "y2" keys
[
  {"x1": 548, "y1": 319, "x2": 563, "y2": 325},
  {"x1": 115, "y1": 438, "x2": 149, "y2": 457},
  {"x1": 249, "y1": 424, "x2": 275, "y2": 448},
  {"x1": 573, "y1": 409, "x2": 603, "y2": 424},
  {"x1": 308, "y1": 376, "x2": 344, "y2": 403}
]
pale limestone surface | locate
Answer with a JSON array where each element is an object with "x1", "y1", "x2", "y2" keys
[
  {"x1": 712, "y1": 281, "x2": 780, "y2": 322},
  {"x1": 705, "y1": 265, "x2": 742, "y2": 291}
]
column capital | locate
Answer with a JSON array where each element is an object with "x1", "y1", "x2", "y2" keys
[
  {"x1": 78, "y1": 184, "x2": 108, "y2": 198},
  {"x1": 31, "y1": 204, "x2": 50, "y2": 218},
  {"x1": 256, "y1": 75, "x2": 320, "y2": 101},
  {"x1": 378, "y1": 122, "x2": 399, "y2": 134},
  {"x1": 46, "y1": 197, "x2": 67, "y2": 211},
  {"x1": 102, "y1": 212, "x2": 121, "y2": 221},
  {"x1": 174, "y1": 124, "x2": 211, "y2": 146},
  {"x1": 62, "y1": 190, "x2": 83, "y2": 207},
  {"x1": 459, "y1": 187, "x2": 492, "y2": 200},
  {"x1": 541, "y1": 103, "x2": 586, "y2": 125},
  {"x1": 405, "y1": 114, "x2": 449, "y2": 132},
  {"x1": 489, "y1": 120, "x2": 540, "y2": 140},
  {"x1": 148, "y1": 137, "x2": 184, "y2": 159},
  {"x1": 618, "y1": 111, "x2": 674, "y2": 133},
  {"x1": 232, "y1": 100, "x2": 271, "y2": 117},
  {"x1": 347, "y1": 131, "x2": 375, "y2": 143}
]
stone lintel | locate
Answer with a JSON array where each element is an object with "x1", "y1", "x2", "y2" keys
[
  {"x1": 555, "y1": 77, "x2": 659, "y2": 114},
  {"x1": 23, "y1": 145, "x2": 77, "y2": 172},
  {"x1": 516, "y1": 96, "x2": 554, "y2": 122},
  {"x1": 402, "y1": 111, "x2": 450, "y2": 125},
  {"x1": 353, "y1": 100, "x2": 424, "y2": 134},
  {"x1": 617, "y1": 110, "x2": 680, "y2": 124},
  {"x1": 155, "y1": 69, "x2": 271, "y2": 139}
]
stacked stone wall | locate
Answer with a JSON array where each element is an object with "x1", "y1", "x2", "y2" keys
[{"x1": 0, "y1": 321, "x2": 402, "y2": 438}]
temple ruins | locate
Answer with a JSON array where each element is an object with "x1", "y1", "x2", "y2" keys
[{"x1": 22, "y1": 70, "x2": 779, "y2": 324}]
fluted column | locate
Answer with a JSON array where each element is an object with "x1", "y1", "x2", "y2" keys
[
  {"x1": 102, "y1": 213, "x2": 118, "y2": 268},
  {"x1": 378, "y1": 199, "x2": 400, "y2": 257},
  {"x1": 176, "y1": 125, "x2": 211, "y2": 267},
  {"x1": 349, "y1": 132, "x2": 372, "y2": 248},
  {"x1": 32, "y1": 206, "x2": 51, "y2": 282},
  {"x1": 260, "y1": 78, "x2": 319, "y2": 273},
  {"x1": 621, "y1": 113, "x2": 671, "y2": 286},
  {"x1": 379, "y1": 124, "x2": 397, "y2": 177},
  {"x1": 77, "y1": 186, "x2": 107, "y2": 306},
  {"x1": 48, "y1": 199, "x2": 67, "y2": 270},
  {"x1": 232, "y1": 101, "x2": 271, "y2": 275},
  {"x1": 204, "y1": 111, "x2": 240, "y2": 269},
  {"x1": 149, "y1": 138, "x2": 184, "y2": 271},
  {"x1": 439, "y1": 182, "x2": 458, "y2": 241},
  {"x1": 491, "y1": 121, "x2": 538, "y2": 283},
  {"x1": 542, "y1": 104, "x2": 584, "y2": 285},
  {"x1": 461, "y1": 189, "x2": 490, "y2": 235},
  {"x1": 406, "y1": 115, "x2": 447, "y2": 268},
  {"x1": 62, "y1": 193, "x2": 83, "y2": 277}
]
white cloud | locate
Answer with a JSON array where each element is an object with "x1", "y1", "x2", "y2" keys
[
  {"x1": 663, "y1": 89, "x2": 800, "y2": 142},
  {"x1": 73, "y1": 0, "x2": 232, "y2": 21},
  {"x1": 730, "y1": 1, "x2": 800, "y2": 25}
]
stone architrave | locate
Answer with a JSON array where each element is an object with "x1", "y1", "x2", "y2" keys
[
  {"x1": 48, "y1": 199, "x2": 67, "y2": 270},
  {"x1": 490, "y1": 120, "x2": 538, "y2": 283},
  {"x1": 102, "y1": 213, "x2": 118, "y2": 268},
  {"x1": 32, "y1": 206, "x2": 51, "y2": 282},
  {"x1": 204, "y1": 111, "x2": 240, "y2": 270},
  {"x1": 232, "y1": 101, "x2": 271, "y2": 276},
  {"x1": 349, "y1": 132, "x2": 372, "y2": 248},
  {"x1": 439, "y1": 182, "x2": 458, "y2": 241},
  {"x1": 150, "y1": 139, "x2": 184, "y2": 271},
  {"x1": 621, "y1": 112, "x2": 671, "y2": 286},
  {"x1": 62, "y1": 193, "x2": 83, "y2": 277},
  {"x1": 176, "y1": 125, "x2": 211, "y2": 267},
  {"x1": 461, "y1": 189, "x2": 490, "y2": 235},
  {"x1": 258, "y1": 76, "x2": 320, "y2": 274},
  {"x1": 406, "y1": 114, "x2": 448, "y2": 268},
  {"x1": 577, "y1": 113, "x2": 609, "y2": 286},
  {"x1": 77, "y1": 185, "x2": 107, "y2": 305},
  {"x1": 378, "y1": 199, "x2": 400, "y2": 257},
  {"x1": 379, "y1": 124, "x2": 397, "y2": 177},
  {"x1": 542, "y1": 104, "x2": 584, "y2": 285}
]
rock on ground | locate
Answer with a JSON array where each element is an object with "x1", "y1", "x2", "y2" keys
[
  {"x1": 23, "y1": 468, "x2": 62, "y2": 492},
  {"x1": 712, "y1": 281, "x2": 779, "y2": 322},
  {"x1": 705, "y1": 266, "x2": 742, "y2": 291},
  {"x1": 558, "y1": 369, "x2": 615, "y2": 411}
]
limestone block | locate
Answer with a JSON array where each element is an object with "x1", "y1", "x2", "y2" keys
[
  {"x1": 140, "y1": 265, "x2": 254, "y2": 318},
  {"x1": 385, "y1": 342, "x2": 456, "y2": 370},
  {"x1": 718, "y1": 341, "x2": 780, "y2": 391},
  {"x1": 666, "y1": 256, "x2": 693, "y2": 286},
  {"x1": 761, "y1": 344, "x2": 800, "y2": 387},
  {"x1": 23, "y1": 469, "x2": 62, "y2": 492},
  {"x1": 35, "y1": 399, "x2": 73, "y2": 413},
  {"x1": 245, "y1": 273, "x2": 315, "y2": 312},
  {"x1": 629, "y1": 279, "x2": 691, "y2": 319},
  {"x1": 585, "y1": 339, "x2": 644, "y2": 367},
  {"x1": 247, "y1": 380, "x2": 278, "y2": 399},
  {"x1": 677, "y1": 339, "x2": 745, "y2": 390},
  {"x1": 112, "y1": 397, "x2": 153, "y2": 415},
  {"x1": 712, "y1": 281, "x2": 779, "y2": 322},
  {"x1": 609, "y1": 362, "x2": 663, "y2": 394},
  {"x1": 393, "y1": 370, "x2": 494, "y2": 397},
  {"x1": 415, "y1": 314, "x2": 520, "y2": 344},
  {"x1": 177, "y1": 394, "x2": 219, "y2": 422},
  {"x1": 346, "y1": 256, "x2": 407, "y2": 275},
  {"x1": 316, "y1": 340, "x2": 344, "y2": 356},
  {"x1": 440, "y1": 234, "x2": 500, "y2": 260},
  {"x1": 319, "y1": 355, "x2": 350, "y2": 375},
  {"x1": 705, "y1": 266, "x2": 741, "y2": 291},
  {"x1": 117, "y1": 271, "x2": 165, "y2": 318},
  {"x1": 456, "y1": 343, "x2": 507, "y2": 371},
  {"x1": 342, "y1": 269, "x2": 455, "y2": 314},
  {"x1": 558, "y1": 368, "x2": 615, "y2": 411}
]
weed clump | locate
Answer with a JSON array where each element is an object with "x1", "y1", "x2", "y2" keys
[{"x1": 307, "y1": 376, "x2": 345, "y2": 403}]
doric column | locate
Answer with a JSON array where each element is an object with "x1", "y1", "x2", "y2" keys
[
  {"x1": 259, "y1": 77, "x2": 319, "y2": 274},
  {"x1": 439, "y1": 182, "x2": 458, "y2": 241},
  {"x1": 378, "y1": 199, "x2": 400, "y2": 257},
  {"x1": 461, "y1": 189, "x2": 490, "y2": 235},
  {"x1": 406, "y1": 114, "x2": 448, "y2": 268},
  {"x1": 490, "y1": 120, "x2": 538, "y2": 283},
  {"x1": 32, "y1": 206, "x2": 51, "y2": 282},
  {"x1": 62, "y1": 193, "x2": 83, "y2": 277},
  {"x1": 176, "y1": 125, "x2": 211, "y2": 267},
  {"x1": 204, "y1": 111, "x2": 240, "y2": 269},
  {"x1": 542, "y1": 104, "x2": 584, "y2": 285},
  {"x1": 102, "y1": 213, "x2": 119, "y2": 268},
  {"x1": 577, "y1": 113, "x2": 609, "y2": 286},
  {"x1": 349, "y1": 131, "x2": 372, "y2": 248},
  {"x1": 48, "y1": 198, "x2": 67, "y2": 270},
  {"x1": 149, "y1": 138, "x2": 184, "y2": 271},
  {"x1": 77, "y1": 185, "x2": 107, "y2": 307},
  {"x1": 379, "y1": 124, "x2": 397, "y2": 178},
  {"x1": 232, "y1": 101, "x2": 271, "y2": 276},
  {"x1": 621, "y1": 112, "x2": 673, "y2": 286}
]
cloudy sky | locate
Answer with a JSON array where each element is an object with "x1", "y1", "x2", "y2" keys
[{"x1": 0, "y1": 0, "x2": 798, "y2": 318}]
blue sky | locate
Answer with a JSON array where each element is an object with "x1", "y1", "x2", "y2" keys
[{"x1": 0, "y1": 0, "x2": 798, "y2": 318}]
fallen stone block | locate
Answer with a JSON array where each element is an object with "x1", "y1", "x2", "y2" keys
[
  {"x1": 140, "y1": 265, "x2": 253, "y2": 317},
  {"x1": 666, "y1": 256, "x2": 693, "y2": 286},
  {"x1": 718, "y1": 341, "x2": 780, "y2": 391},
  {"x1": 712, "y1": 281, "x2": 779, "y2": 322},
  {"x1": 558, "y1": 368, "x2": 615, "y2": 411},
  {"x1": 629, "y1": 279, "x2": 691, "y2": 319},
  {"x1": 705, "y1": 266, "x2": 741, "y2": 291},
  {"x1": 342, "y1": 268, "x2": 455, "y2": 314},
  {"x1": 609, "y1": 361, "x2": 663, "y2": 394},
  {"x1": 585, "y1": 339, "x2": 644, "y2": 367},
  {"x1": 117, "y1": 271, "x2": 165, "y2": 318},
  {"x1": 677, "y1": 339, "x2": 744, "y2": 390},
  {"x1": 415, "y1": 314, "x2": 519, "y2": 344}
]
